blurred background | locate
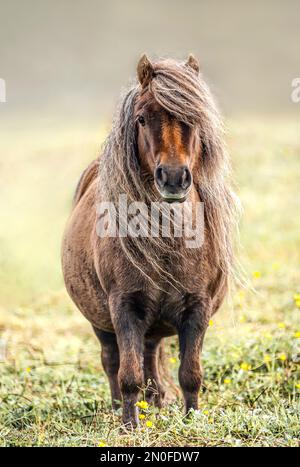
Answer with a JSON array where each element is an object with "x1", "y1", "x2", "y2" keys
[
  {"x1": 0, "y1": 0, "x2": 299, "y2": 304},
  {"x1": 1, "y1": 0, "x2": 300, "y2": 119}
]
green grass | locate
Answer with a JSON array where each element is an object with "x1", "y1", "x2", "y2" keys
[{"x1": 0, "y1": 118, "x2": 299, "y2": 446}]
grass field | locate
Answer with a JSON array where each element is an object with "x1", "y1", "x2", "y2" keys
[{"x1": 0, "y1": 118, "x2": 299, "y2": 446}]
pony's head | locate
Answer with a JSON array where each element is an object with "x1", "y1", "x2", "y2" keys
[{"x1": 135, "y1": 55, "x2": 201, "y2": 202}]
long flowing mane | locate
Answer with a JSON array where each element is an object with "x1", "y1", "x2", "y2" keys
[{"x1": 97, "y1": 58, "x2": 239, "y2": 290}]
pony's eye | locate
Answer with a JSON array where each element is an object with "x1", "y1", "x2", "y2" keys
[{"x1": 137, "y1": 115, "x2": 146, "y2": 126}]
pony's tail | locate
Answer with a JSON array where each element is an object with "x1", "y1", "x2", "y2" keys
[{"x1": 158, "y1": 340, "x2": 180, "y2": 402}]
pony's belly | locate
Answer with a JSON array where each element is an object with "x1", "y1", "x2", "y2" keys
[
  {"x1": 69, "y1": 278, "x2": 113, "y2": 332},
  {"x1": 63, "y1": 250, "x2": 114, "y2": 331}
]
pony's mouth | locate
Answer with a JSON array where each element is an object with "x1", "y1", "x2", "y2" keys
[
  {"x1": 155, "y1": 186, "x2": 190, "y2": 203},
  {"x1": 160, "y1": 193, "x2": 188, "y2": 203},
  {"x1": 155, "y1": 183, "x2": 191, "y2": 203}
]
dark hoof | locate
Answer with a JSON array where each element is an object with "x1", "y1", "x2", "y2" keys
[{"x1": 112, "y1": 399, "x2": 122, "y2": 411}]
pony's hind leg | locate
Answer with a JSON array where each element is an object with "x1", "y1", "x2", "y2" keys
[
  {"x1": 93, "y1": 327, "x2": 121, "y2": 410},
  {"x1": 144, "y1": 339, "x2": 166, "y2": 407}
]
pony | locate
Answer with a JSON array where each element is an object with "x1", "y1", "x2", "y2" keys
[{"x1": 62, "y1": 54, "x2": 238, "y2": 428}]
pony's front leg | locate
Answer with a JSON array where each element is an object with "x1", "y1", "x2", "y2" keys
[
  {"x1": 109, "y1": 292, "x2": 146, "y2": 428},
  {"x1": 177, "y1": 303, "x2": 209, "y2": 413}
]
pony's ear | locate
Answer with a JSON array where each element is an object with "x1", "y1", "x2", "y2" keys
[
  {"x1": 137, "y1": 54, "x2": 154, "y2": 88},
  {"x1": 185, "y1": 54, "x2": 200, "y2": 75}
]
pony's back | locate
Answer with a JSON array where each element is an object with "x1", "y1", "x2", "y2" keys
[{"x1": 73, "y1": 159, "x2": 99, "y2": 207}]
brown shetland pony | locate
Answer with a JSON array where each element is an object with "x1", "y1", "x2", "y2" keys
[{"x1": 62, "y1": 54, "x2": 238, "y2": 428}]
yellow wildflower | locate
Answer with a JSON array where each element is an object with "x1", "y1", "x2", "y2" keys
[
  {"x1": 295, "y1": 382, "x2": 300, "y2": 389},
  {"x1": 240, "y1": 362, "x2": 251, "y2": 371},
  {"x1": 295, "y1": 299, "x2": 300, "y2": 309},
  {"x1": 136, "y1": 400, "x2": 149, "y2": 410},
  {"x1": 98, "y1": 441, "x2": 107, "y2": 447},
  {"x1": 294, "y1": 331, "x2": 300, "y2": 339},
  {"x1": 145, "y1": 421, "x2": 153, "y2": 428},
  {"x1": 224, "y1": 378, "x2": 232, "y2": 384},
  {"x1": 263, "y1": 333, "x2": 273, "y2": 340},
  {"x1": 169, "y1": 357, "x2": 177, "y2": 364},
  {"x1": 139, "y1": 414, "x2": 146, "y2": 420},
  {"x1": 208, "y1": 319, "x2": 214, "y2": 327},
  {"x1": 263, "y1": 354, "x2": 271, "y2": 363},
  {"x1": 252, "y1": 271, "x2": 261, "y2": 279},
  {"x1": 25, "y1": 367, "x2": 31, "y2": 373},
  {"x1": 293, "y1": 293, "x2": 300, "y2": 300},
  {"x1": 271, "y1": 262, "x2": 280, "y2": 271},
  {"x1": 203, "y1": 410, "x2": 209, "y2": 415},
  {"x1": 278, "y1": 353, "x2": 287, "y2": 362},
  {"x1": 239, "y1": 315, "x2": 246, "y2": 323},
  {"x1": 277, "y1": 322, "x2": 286, "y2": 329}
]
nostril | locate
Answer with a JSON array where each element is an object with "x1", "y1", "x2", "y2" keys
[
  {"x1": 155, "y1": 166, "x2": 168, "y2": 188},
  {"x1": 181, "y1": 167, "x2": 192, "y2": 190}
]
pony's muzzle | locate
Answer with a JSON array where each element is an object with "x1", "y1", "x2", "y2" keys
[{"x1": 154, "y1": 164, "x2": 192, "y2": 202}]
